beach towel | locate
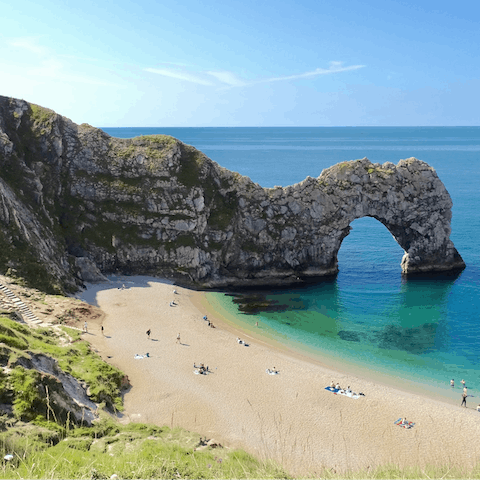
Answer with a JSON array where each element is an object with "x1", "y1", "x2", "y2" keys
[
  {"x1": 394, "y1": 418, "x2": 415, "y2": 429},
  {"x1": 325, "y1": 386, "x2": 339, "y2": 393},
  {"x1": 324, "y1": 386, "x2": 360, "y2": 399},
  {"x1": 266, "y1": 369, "x2": 279, "y2": 375},
  {"x1": 134, "y1": 354, "x2": 144, "y2": 359}
]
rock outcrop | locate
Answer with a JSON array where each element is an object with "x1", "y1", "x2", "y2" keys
[
  {"x1": 12, "y1": 352, "x2": 97, "y2": 425},
  {"x1": 0, "y1": 96, "x2": 465, "y2": 292}
]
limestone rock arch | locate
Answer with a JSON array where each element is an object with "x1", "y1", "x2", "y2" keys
[
  {"x1": 0, "y1": 95, "x2": 465, "y2": 289},
  {"x1": 223, "y1": 157, "x2": 465, "y2": 285},
  {"x1": 317, "y1": 157, "x2": 465, "y2": 276}
]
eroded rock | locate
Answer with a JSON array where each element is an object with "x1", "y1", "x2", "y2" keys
[{"x1": 0, "y1": 96, "x2": 465, "y2": 291}]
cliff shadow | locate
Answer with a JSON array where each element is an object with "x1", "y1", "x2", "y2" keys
[{"x1": 78, "y1": 275, "x2": 174, "y2": 307}]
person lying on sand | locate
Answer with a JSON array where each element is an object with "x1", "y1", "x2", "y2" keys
[{"x1": 194, "y1": 363, "x2": 208, "y2": 374}]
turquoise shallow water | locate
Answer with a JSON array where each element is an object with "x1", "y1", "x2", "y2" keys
[{"x1": 103, "y1": 126, "x2": 480, "y2": 403}]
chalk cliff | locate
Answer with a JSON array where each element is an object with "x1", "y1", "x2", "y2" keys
[{"x1": 0, "y1": 96, "x2": 465, "y2": 292}]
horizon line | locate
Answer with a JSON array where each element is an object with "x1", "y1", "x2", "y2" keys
[{"x1": 100, "y1": 125, "x2": 479, "y2": 129}]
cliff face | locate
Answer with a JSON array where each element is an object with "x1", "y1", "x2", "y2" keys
[{"x1": 0, "y1": 96, "x2": 465, "y2": 292}]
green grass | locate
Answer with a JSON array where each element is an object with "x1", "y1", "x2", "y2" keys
[
  {"x1": 29, "y1": 104, "x2": 55, "y2": 125},
  {"x1": 0, "y1": 315, "x2": 125, "y2": 417},
  {"x1": 140, "y1": 134, "x2": 177, "y2": 146},
  {"x1": 0, "y1": 417, "x2": 479, "y2": 479},
  {"x1": 0, "y1": 419, "x2": 289, "y2": 479}
]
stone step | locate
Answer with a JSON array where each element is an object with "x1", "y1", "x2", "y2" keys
[{"x1": 0, "y1": 282, "x2": 42, "y2": 325}]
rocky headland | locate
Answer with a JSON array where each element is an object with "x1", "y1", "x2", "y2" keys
[{"x1": 0, "y1": 96, "x2": 465, "y2": 293}]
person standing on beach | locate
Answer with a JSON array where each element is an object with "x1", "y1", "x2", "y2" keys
[
  {"x1": 176, "y1": 333, "x2": 181, "y2": 344},
  {"x1": 461, "y1": 391, "x2": 468, "y2": 407},
  {"x1": 101, "y1": 325, "x2": 104, "y2": 336},
  {"x1": 451, "y1": 379, "x2": 455, "y2": 388},
  {"x1": 461, "y1": 379, "x2": 466, "y2": 388},
  {"x1": 146, "y1": 329, "x2": 151, "y2": 339},
  {"x1": 83, "y1": 321, "x2": 88, "y2": 333}
]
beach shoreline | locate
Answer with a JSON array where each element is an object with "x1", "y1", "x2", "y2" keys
[
  {"x1": 197, "y1": 292, "x2": 470, "y2": 410},
  {"x1": 82, "y1": 276, "x2": 480, "y2": 476}
]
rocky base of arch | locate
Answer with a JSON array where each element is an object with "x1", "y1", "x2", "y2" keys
[{"x1": 401, "y1": 249, "x2": 466, "y2": 275}]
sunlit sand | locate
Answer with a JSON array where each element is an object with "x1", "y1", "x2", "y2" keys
[{"x1": 83, "y1": 276, "x2": 480, "y2": 475}]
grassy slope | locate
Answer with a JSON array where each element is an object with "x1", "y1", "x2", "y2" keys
[{"x1": 0, "y1": 315, "x2": 124, "y2": 416}]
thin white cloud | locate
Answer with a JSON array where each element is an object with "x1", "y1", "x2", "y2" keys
[
  {"x1": 205, "y1": 71, "x2": 246, "y2": 87},
  {"x1": 145, "y1": 68, "x2": 215, "y2": 86},
  {"x1": 8, "y1": 37, "x2": 47, "y2": 56},
  {"x1": 250, "y1": 62, "x2": 365, "y2": 85},
  {"x1": 145, "y1": 62, "x2": 365, "y2": 89}
]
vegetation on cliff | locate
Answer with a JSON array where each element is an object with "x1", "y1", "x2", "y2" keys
[{"x1": 0, "y1": 314, "x2": 124, "y2": 421}]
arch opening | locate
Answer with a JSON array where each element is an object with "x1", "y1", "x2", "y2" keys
[{"x1": 336, "y1": 216, "x2": 405, "y2": 280}]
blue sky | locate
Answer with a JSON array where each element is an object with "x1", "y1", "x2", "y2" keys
[{"x1": 1, "y1": 0, "x2": 479, "y2": 126}]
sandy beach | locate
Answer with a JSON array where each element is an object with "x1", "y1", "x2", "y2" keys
[{"x1": 82, "y1": 277, "x2": 480, "y2": 476}]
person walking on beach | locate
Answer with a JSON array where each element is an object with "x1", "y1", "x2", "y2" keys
[
  {"x1": 83, "y1": 321, "x2": 88, "y2": 333},
  {"x1": 101, "y1": 325, "x2": 104, "y2": 336},
  {"x1": 461, "y1": 391, "x2": 468, "y2": 408},
  {"x1": 146, "y1": 329, "x2": 151, "y2": 340},
  {"x1": 176, "y1": 333, "x2": 181, "y2": 344}
]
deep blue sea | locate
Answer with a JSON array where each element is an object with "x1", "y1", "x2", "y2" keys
[{"x1": 103, "y1": 127, "x2": 480, "y2": 404}]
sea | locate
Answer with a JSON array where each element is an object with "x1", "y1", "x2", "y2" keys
[{"x1": 103, "y1": 126, "x2": 480, "y2": 405}]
